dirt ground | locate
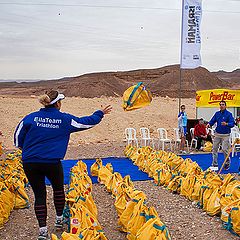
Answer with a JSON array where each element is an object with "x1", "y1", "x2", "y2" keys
[
  {"x1": 0, "y1": 96, "x2": 239, "y2": 240},
  {"x1": 0, "y1": 95, "x2": 196, "y2": 150},
  {"x1": 0, "y1": 143, "x2": 239, "y2": 240}
]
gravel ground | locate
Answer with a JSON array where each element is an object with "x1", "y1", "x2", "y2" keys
[{"x1": 0, "y1": 143, "x2": 239, "y2": 240}]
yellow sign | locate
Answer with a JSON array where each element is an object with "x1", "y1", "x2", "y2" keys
[{"x1": 196, "y1": 89, "x2": 240, "y2": 107}]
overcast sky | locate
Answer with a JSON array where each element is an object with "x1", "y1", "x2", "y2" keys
[{"x1": 0, "y1": 0, "x2": 240, "y2": 80}]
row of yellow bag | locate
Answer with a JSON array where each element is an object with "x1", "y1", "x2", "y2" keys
[
  {"x1": 0, "y1": 142, "x2": 3, "y2": 156},
  {"x1": 0, "y1": 149, "x2": 29, "y2": 228},
  {"x1": 91, "y1": 158, "x2": 171, "y2": 240},
  {"x1": 52, "y1": 160, "x2": 107, "y2": 240},
  {"x1": 124, "y1": 145, "x2": 240, "y2": 236}
]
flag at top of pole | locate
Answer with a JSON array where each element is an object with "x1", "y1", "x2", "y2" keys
[{"x1": 180, "y1": 0, "x2": 202, "y2": 69}]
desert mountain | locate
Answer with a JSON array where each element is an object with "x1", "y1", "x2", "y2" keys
[
  {"x1": 212, "y1": 69, "x2": 240, "y2": 89},
  {"x1": 0, "y1": 64, "x2": 237, "y2": 98}
]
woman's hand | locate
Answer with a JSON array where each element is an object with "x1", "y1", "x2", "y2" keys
[{"x1": 102, "y1": 105, "x2": 112, "y2": 115}]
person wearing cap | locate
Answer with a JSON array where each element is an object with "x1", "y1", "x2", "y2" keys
[
  {"x1": 14, "y1": 90, "x2": 112, "y2": 240},
  {"x1": 206, "y1": 100, "x2": 235, "y2": 171},
  {"x1": 194, "y1": 118, "x2": 212, "y2": 150},
  {"x1": 178, "y1": 104, "x2": 188, "y2": 154}
]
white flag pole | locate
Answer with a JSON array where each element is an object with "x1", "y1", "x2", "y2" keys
[{"x1": 179, "y1": 0, "x2": 202, "y2": 112}]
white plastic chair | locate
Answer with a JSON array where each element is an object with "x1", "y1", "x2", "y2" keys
[
  {"x1": 230, "y1": 131, "x2": 240, "y2": 157},
  {"x1": 190, "y1": 128, "x2": 198, "y2": 149},
  {"x1": 157, "y1": 128, "x2": 172, "y2": 151},
  {"x1": 125, "y1": 128, "x2": 138, "y2": 147},
  {"x1": 206, "y1": 128, "x2": 215, "y2": 137},
  {"x1": 139, "y1": 127, "x2": 155, "y2": 147},
  {"x1": 173, "y1": 128, "x2": 189, "y2": 152}
]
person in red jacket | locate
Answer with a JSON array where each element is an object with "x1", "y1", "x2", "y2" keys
[{"x1": 194, "y1": 118, "x2": 212, "y2": 150}]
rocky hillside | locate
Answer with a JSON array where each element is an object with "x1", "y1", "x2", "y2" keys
[
  {"x1": 0, "y1": 65, "x2": 236, "y2": 98},
  {"x1": 213, "y1": 69, "x2": 240, "y2": 89}
]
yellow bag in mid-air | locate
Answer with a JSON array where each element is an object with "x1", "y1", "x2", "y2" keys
[{"x1": 122, "y1": 82, "x2": 152, "y2": 111}]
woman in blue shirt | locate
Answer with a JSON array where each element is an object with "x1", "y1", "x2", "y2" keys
[{"x1": 14, "y1": 90, "x2": 112, "y2": 239}]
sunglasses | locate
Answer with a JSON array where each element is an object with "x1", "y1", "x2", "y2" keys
[{"x1": 219, "y1": 104, "x2": 225, "y2": 106}]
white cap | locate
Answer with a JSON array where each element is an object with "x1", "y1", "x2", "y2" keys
[{"x1": 50, "y1": 93, "x2": 65, "y2": 105}]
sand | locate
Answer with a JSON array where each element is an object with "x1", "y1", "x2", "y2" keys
[{"x1": 0, "y1": 95, "x2": 196, "y2": 152}]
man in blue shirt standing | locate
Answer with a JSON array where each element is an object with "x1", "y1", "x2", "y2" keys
[{"x1": 206, "y1": 101, "x2": 235, "y2": 171}]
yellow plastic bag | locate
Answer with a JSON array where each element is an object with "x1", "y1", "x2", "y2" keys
[
  {"x1": 203, "y1": 141, "x2": 213, "y2": 152},
  {"x1": 126, "y1": 199, "x2": 147, "y2": 240},
  {"x1": 98, "y1": 165, "x2": 113, "y2": 185},
  {"x1": 61, "y1": 232, "x2": 80, "y2": 240},
  {"x1": 114, "y1": 189, "x2": 132, "y2": 217},
  {"x1": 113, "y1": 175, "x2": 134, "y2": 198},
  {"x1": 51, "y1": 233, "x2": 59, "y2": 240},
  {"x1": 106, "y1": 172, "x2": 123, "y2": 194},
  {"x1": 220, "y1": 174, "x2": 235, "y2": 194},
  {"x1": 220, "y1": 180, "x2": 240, "y2": 223},
  {"x1": 205, "y1": 188, "x2": 221, "y2": 216},
  {"x1": 73, "y1": 194, "x2": 98, "y2": 218},
  {"x1": 180, "y1": 175, "x2": 197, "y2": 200},
  {"x1": 221, "y1": 199, "x2": 240, "y2": 235},
  {"x1": 78, "y1": 228, "x2": 108, "y2": 240},
  {"x1": 70, "y1": 205, "x2": 101, "y2": 234},
  {"x1": 12, "y1": 179, "x2": 29, "y2": 209},
  {"x1": 90, "y1": 158, "x2": 102, "y2": 176},
  {"x1": 167, "y1": 176, "x2": 182, "y2": 194},
  {"x1": 118, "y1": 199, "x2": 140, "y2": 232},
  {"x1": 76, "y1": 160, "x2": 88, "y2": 174},
  {"x1": 0, "y1": 182, "x2": 14, "y2": 227},
  {"x1": 0, "y1": 142, "x2": 3, "y2": 156},
  {"x1": 153, "y1": 167, "x2": 172, "y2": 186},
  {"x1": 122, "y1": 82, "x2": 152, "y2": 111},
  {"x1": 135, "y1": 217, "x2": 171, "y2": 240}
]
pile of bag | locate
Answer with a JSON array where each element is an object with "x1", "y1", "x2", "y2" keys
[
  {"x1": 52, "y1": 160, "x2": 107, "y2": 240},
  {"x1": 91, "y1": 158, "x2": 171, "y2": 240},
  {"x1": 0, "y1": 142, "x2": 3, "y2": 156},
  {"x1": 124, "y1": 145, "x2": 240, "y2": 236},
  {"x1": 0, "y1": 149, "x2": 29, "y2": 228}
]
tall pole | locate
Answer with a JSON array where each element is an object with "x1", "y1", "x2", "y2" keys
[
  {"x1": 179, "y1": 68, "x2": 182, "y2": 112},
  {"x1": 179, "y1": 0, "x2": 184, "y2": 112}
]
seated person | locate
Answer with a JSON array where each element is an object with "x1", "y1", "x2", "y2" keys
[{"x1": 194, "y1": 118, "x2": 212, "y2": 150}]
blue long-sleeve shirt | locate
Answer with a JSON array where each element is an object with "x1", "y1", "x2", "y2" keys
[
  {"x1": 14, "y1": 107, "x2": 104, "y2": 163},
  {"x1": 208, "y1": 109, "x2": 234, "y2": 134}
]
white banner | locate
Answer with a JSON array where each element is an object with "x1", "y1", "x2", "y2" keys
[{"x1": 180, "y1": 0, "x2": 202, "y2": 69}]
